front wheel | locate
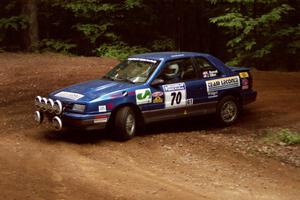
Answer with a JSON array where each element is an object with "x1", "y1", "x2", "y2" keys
[
  {"x1": 113, "y1": 106, "x2": 136, "y2": 141},
  {"x1": 216, "y1": 96, "x2": 240, "y2": 126}
]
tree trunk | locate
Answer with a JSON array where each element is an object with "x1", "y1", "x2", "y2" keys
[{"x1": 22, "y1": 0, "x2": 39, "y2": 51}]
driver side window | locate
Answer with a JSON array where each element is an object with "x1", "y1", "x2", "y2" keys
[{"x1": 157, "y1": 58, "x2": 197, "y2": 83}]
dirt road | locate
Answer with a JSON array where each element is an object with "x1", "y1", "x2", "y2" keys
[{"x1": 0, "y1": 53, "x2": 299, "y2": 200}]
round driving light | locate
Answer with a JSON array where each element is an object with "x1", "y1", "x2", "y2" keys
[
  {"x1": 52, "y1": 116, "x2": 63, "y2": 131},
  {"x1": 34, "y1": 96, "x2": 42, "y2": 108},
  {"x1": 53, "y1": 100, "x2": 63, "y2": 115},
  {"x1": 41, "y1": 97, "x2": 48, "y2": 111},
  {"x1": 34, "y1": 111, "x2": 43, "y2": 124},
  {"x1": 47, "y1": 98, "x2": 54, "y2": 113}
]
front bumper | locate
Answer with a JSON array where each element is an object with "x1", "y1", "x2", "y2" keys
[
  {"x1": 35, "y1": 110, "x2": 111, "y2": 131},
  {"x1": 62, "y1": 112, "x2": 111, "y2": 130},
  {"x1": 34, "y1": 95, "x2": 111, "y2": 131}
]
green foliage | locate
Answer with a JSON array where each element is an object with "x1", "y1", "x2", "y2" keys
[
  {"x1": 96, "y1": 42, "x2": 149, "y2": 60},
  {"x1": 0, "y1": 0, "x2": 299, "y2": 71},
  {"x1": 151, "y1": 38, "x2": 176, "y2": 51},
  {"x1": 209, "y1": 0, "x2": 300, "y2": 69},
  {"x1": 124, "y1": 0, "x2": 143, "y2": 9},
  {"x1": 0, "y1": 15, "x2": 28, "y2": 47},
  {"x1": 39, "y1": 39, "x2": 76, "y2": 54},
  {"x1": 38, "y1": 0, "x2": 143, "y2": 55},
  {"x1": 61, "y1": 1, "x2": 117, "y2": 17},
  {"x1": 263, "y1": 128, "x2": 300, "y2": 145},
  {"x1": 74, "y1": 23, "x2": 114, "y2": 44},
  {"x1": 0, "y1": 16, "x2": 27, "y2": 31},
  {"x1": 277, "y1": 129, "x2": 300, "y2": 145}
]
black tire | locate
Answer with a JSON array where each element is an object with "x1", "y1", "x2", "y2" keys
[
  {"x1": 113, "y1": 106, "x2": 136, "y2": 141},
  {"x1": 216, "y1": 96, "x2": 240, "y2": 126}
]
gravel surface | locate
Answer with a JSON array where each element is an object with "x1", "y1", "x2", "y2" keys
[{"x1": 0, "y1": 53, "x2": 299, "y2": 200}]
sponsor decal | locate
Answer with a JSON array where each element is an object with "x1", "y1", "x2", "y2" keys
[
  {"x1": 94, "y1": 83, "x2": 117, "y2": 91},
  {"x1": 206, "y1": 76, "x2": 240, "y2": 92},
  {"x1": 110, "y1": 92, "x2": 123, "y2": 98},
  {"x1": 122, "y1": 91, "x2": 128, "y2": 96},
  {"x1": 239, "y1": 72, "x2": 249, "y2": 78},
  {"x1": 242, "y1": 79, "x2": 249, "y2": 90},
  {"x1": 171, "y1": 54, "x2": 185, "y2": 58},
  {"x1": 136, "y1": 88, "x2": 152, "y2": 105},
  {"x1": 163, "y1": 82, "x2": 185, "y2": 92},
  {"x1": 55, "y1": 91, "x2": 84, "y2": 101},
  {"x1": 152, "y1": 91, "x2": 164, "y2": 98},
  {"x1": 93, "y1": 115, "x2": 108, "y2": 123},
  {"x1": 94, "y1": 118, "x2": 108, "y2": 123},
  {"x1": 209, "y1": 70, "x2": 218, "y2": 77},
  {"x1": 163, "y1": 83, "x2": 186, "y2": 108},
  {"x1": 98, "y1": 105, "x2": 107, "y2": 113},
  {"x1": 128, "y1": 58, "x2": 157, "y2": 63},
  {"x1": 187, "y1": 98, "x2": 193, "y2": 105},
  {"x1": 203, "y1": 70, "x2": 218, "y2": 78},
  {"x1": 153, "y1": 96, "x2": 163, "y2": 103},
  {"x1": 94, "y1": 115, "x2": 109, "y2": 123},
  {"x1": 203, "y1": 71, "x2": 209, "y2": 78},
  {"x1": 208, "y1": 91, "x2": 218, "y2": 98},
  {"x1": 109, "y1": 91, "x2": 135, "y2": 99}
]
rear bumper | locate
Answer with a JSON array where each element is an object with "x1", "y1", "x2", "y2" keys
[
  {"x1": 61, "y1": 112, "x2": 111, "y2": 130},
  {"x1": 242, "y1": 90, "x2": 257, "y2": 105}
]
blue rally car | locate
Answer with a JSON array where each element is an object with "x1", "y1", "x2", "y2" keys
[{"x1": 34, "y1": 52, "x2": 257, "y2": 140}]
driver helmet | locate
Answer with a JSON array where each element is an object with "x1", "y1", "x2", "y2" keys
[{"x1": 165, "y1": 64, "x2": 179, "y2": 78}]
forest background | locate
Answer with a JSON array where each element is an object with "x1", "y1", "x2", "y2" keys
[{"x1": 0, "y1": 0, "x2": 299, "y2": 70}]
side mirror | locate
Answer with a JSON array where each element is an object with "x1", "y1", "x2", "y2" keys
[{"x1": 151, "y1": 78, "x2": 164, "y2": 86}]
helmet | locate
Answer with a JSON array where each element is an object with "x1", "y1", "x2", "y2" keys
[{"x1": 165, "y1": 64, "x2": 179, "y2": 78}]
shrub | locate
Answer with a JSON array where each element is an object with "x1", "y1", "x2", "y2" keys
[
  {"x1": 277, "y1": 129, "x2": 300, "y2": 145},
  {"x1": 264, "y1": 128, "x2": 300, "y2": 145},
  {"x1": 38, "y1": 39, "x2": 76, "y2": 54},
  {"x1": 95, "y1": 42, "x2": 149, "y2": 60},
  {"x1": 151, "y1": 38, "x2": 176, "y2": 51}
]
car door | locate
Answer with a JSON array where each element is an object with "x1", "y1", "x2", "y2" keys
[
  {"x1": 193, "y1": 56, "x2": 223, "y2": 99},
  {"x1": 142, "y1": 58, "x2": 198, "y2": 123},
  {"x1": 184, "y1": 56, "x2": 222, "y2": 115}
]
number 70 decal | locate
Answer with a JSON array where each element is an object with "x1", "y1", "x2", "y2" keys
[
  {"x1": 171, "y1": 92, "x2": 182, "y2": 105},
  {"x1": 163, "y1": 83, "x2": 186, "y2": 108}
]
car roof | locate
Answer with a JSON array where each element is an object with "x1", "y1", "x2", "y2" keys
[{"x1": 129, "y1": 52, "x2": 210, "y2": 61}]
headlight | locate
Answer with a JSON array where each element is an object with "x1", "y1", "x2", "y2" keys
[
  {"x1": 53, "y1": 100, "x2": 63, "y2": 115},
  {"x1": 41, "y1": 97, "x2": 48, "y2": 111},
  {"x1": 72, "y1": 104, "x2": 86, "y2": 112},
  {"x1": 35, "y1": 96, "x2": 42, "y2": 109},
  {"x1": 47, "y1": 98, "x2": 54, "y2": 113}
]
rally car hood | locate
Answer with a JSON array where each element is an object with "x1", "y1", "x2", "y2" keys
[{"x1": 49, "y1": 79, "x2": 133, "y2": 102}]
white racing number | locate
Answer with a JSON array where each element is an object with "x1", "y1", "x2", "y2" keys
[{"x1": 163, "y1": 83, "x2": 186, "y2": 108}]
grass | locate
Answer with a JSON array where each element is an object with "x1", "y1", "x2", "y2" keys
[{"x1": 263, "y1": 128, "x2": 300, "y2": 145}]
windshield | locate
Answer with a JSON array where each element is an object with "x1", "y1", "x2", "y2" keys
[{"x1": 103, "y1": 59, "x2": 159, "y2": 84}]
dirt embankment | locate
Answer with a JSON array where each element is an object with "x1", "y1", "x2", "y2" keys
[{"x1": 0, "y1": 53, "x2": 299, "y2": 200}]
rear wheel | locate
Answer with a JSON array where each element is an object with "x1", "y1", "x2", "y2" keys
[
  {"x1": 113, "y1": 106, "x2": 136, "y2": 141},
  {"x1": 216, "y1": 96, "x2": 240, "y2": 126}
]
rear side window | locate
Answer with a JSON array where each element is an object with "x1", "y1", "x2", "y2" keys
[{"x1": 194, "y1": 57, "x2": 220, "y2": 79}]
